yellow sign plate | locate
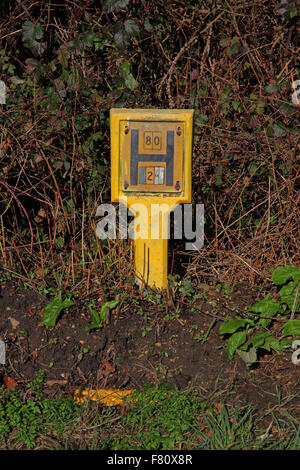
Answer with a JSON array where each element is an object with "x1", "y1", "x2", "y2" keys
[{"x1": 110, "y1": 109, "x2": 194, "y2": 205}]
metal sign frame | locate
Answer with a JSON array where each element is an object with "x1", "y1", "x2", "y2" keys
[{"x1": 110, "y1": 108, "x2": 194, "y2": 205}]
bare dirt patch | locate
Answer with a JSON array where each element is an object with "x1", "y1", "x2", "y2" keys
[{"x1": 0, "y1": 279, "x2": 299, "y2": 420}]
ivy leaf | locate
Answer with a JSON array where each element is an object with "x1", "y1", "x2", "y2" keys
[
  {"x1": 114, "y1": 30, "x2": 129, "y2": 48},
  {"x1": 232, "y1": 100, "x2": 243, "y2": 112},
  {"x1": 114, "y1": 22, "x2": 129, "y2": 49},
  {"x1": 43, "y1": 292, "x2": 74, "y2": 327},
  {"x1": 120, "y1": 61, "x2": 138, "y2": 90},
  {"x1": 22, "y1": 21, "x2": 43, "y2": 41},
  {"x1": 22, "y1": 21, "x2": 46, "y2": 57},
  {"x1": 279, "y1": 339, "x2": 294, "y2": 350},
  {"x1": 124, "y1": 19, "x2": 139, "y2": 36},
  {"x1": 279, "y1": 102, "x2": 295, "y2": 116},
  {"x1": 113, "y1": 20, "x2": 139, "y2": 49},
  {"x1": 227, "y1": 331, "x2": 247, "y2": 360},
  {"x1": 103, "y1": 0, "x2": 130, "y2": 13},
  {"x1": 257, "y1": 314, "x2": 276, "y2": 329},
  {"x1": 144, "y1": 17, "x2": 153, "y2": 32}
]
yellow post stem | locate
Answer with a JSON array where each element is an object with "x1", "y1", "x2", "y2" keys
[
  {"x1": 130, "y1": 201, "x2": 171, "y2": 289},
  {"x1": 134, "y1": 237, "x2": 168, "y2": 289}
]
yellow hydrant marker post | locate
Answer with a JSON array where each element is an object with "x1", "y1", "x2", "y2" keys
[{"x1": 110, "y1": 109, "x2": 194, "y2": 289}]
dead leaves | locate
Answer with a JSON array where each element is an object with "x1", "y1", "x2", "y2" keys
[
  {"x1": 3, "y1": 376, "x2": 18, "y2": 391},
  {"x1": 97, "y1": 360, "x2": 115, "y2": 381},
  {"x1": 46, "y1": 379, "x2": 67, "y2": 387},
  {"x1": 8, "y1": 317, "x2": 20, "y2": 330}
]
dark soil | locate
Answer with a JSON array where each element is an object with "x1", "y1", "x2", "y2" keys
[{"x1": 0, "y1": 279, "x2": 299, "y2": 421}]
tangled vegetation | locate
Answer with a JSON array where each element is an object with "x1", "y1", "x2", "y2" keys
[{"x1": 0, "y1": 0, "x2": 299, "y2": 293}]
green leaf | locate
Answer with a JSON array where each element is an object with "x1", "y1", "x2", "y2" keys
[
  {"x1": 106, "y1": 300, "x2": 120, "y2": 310},
  {"x1": 124, "y1": 19, "x2": 139, "y2": 37},
  {"x1": 55, "y1": 237, "x2": 64, "y2": 248},
  {"x1": 85, "y1": 322, "x2": 101, "y2": 332},
  {"x1": 43, "y1": 293, "x2": 74, "y2": 327},
  {"x1": 114, "y1": 29, "x2": 128, "y2": 48},
  {"x1": 113, "y1": 21, "x2": 130, "y2": 49},
  {"x1": 100, "y1": 300, "x2": 120, "y2": 322},
  {"x1": 232, "y1": 100, "x2": 242, "y2": 112},
  {"x1": 248, "y1": 298, "x2": 280, "y2": 316},
  {"x1": 257, "y1": 314, "x2": 275, "y2": 329},
  {"x1": 279, "y1": 102, "x2": 295, "y2": 116},
  {"x1": 22, "y1": 21, "x2": 46, "y2": 57},
  {"x1": 103, "y1": 0, "x2": 130, "y2": 12},
  {"x1": 144, "y1": 18, "x2": 153, "y2": 32},
  {"x1": 22, "y1": 21, "x2": 43, "y2": 42},
  {"x1": 120, "y1": 61, "x2": 138, "y2": 90},
  {"x1": 261, "y1": 335, "x2": 281, "y2": 352},
  {"x1": 279, "y1": 281, "x2": 300, "y2": 312},
  {"x1": 86, "y1": 300, "x2": 119, "y2": 331},
  {"x1": 236, "y1": 347, "x2": 257, "y2": 365},
  {"x1": 215, "y1": 174, "x2": 223, "y2": 187},
  {"x1": 227, "y1": 331, "x2": 247, "y2": 360},
  {"x1": 219, "y1": 317, "x2": 249, "y2": 336},
  {"x1": 282, "y1": 320, "x2": 300, "y2": 338},
  {"x1": 255, "y1": 100, "x2": 265, "y2": 115},
  {"x1": 272, "y1": 266, "x2": 300, "y2": 285},
  {"x1": 279, "y1": 339, "x2": 294, "y2": 350},
  {"x1": 88, "y1": 305, "x2": 100, "y2": 324},
  {"x1": 250, "y1": 331, "x2": 271, "y2": 349}
]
